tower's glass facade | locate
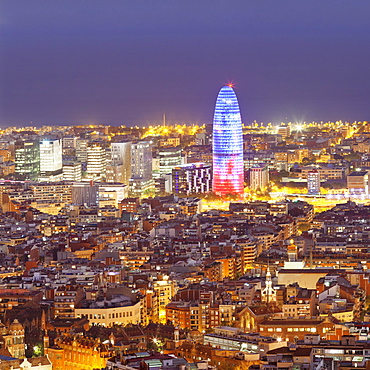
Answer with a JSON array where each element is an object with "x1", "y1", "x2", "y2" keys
[{"x1": 212, "y1": 86, "x2": 244, "y2": 195}]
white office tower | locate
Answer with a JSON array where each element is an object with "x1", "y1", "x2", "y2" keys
[
  {"x1": 131, "y1": 141, "x2": 152, "y2": 180},
  {"x1": 129, "y1": 141, "x2": 154, "y2": 196},
  {"x1": 63, "y1": 162, "x2": 82, "y2": 182},
  {"x1": 110, "y1": 142, "x2": 132, "y2": 185},
  {"x1": 39, "y1": 139, "x2": 63, "y2": 182},
  {"x1": 76, "y1": 139, "x2": 88, "y2": 163},
  {"x1": 86, "y1": 144, "x2": 107, "y2": 180}
]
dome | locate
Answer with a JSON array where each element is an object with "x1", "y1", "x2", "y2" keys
[{"x1": 9, "y1": 319, "x2": 24, "y2": 333}]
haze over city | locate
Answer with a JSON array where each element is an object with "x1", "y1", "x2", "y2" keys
[{"x1": 1, "y1": 1, "x2": 370, "y2": 127}]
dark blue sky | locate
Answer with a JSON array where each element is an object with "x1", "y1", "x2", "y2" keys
[{"x1": 1, "y1": 1, "x2": 370, "y2": 127}]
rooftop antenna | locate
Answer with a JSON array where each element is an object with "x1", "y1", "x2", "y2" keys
[{"x1": 163, "y1": 113, "x2": 166, "y2": 127}]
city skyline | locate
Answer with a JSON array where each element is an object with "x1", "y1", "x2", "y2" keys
[
  {"x1": 1, "y1": 2, "x2": 370, "y2": 369},
  {"x1": 1, "y1": 1, "x2": 370, "y2": 127}
]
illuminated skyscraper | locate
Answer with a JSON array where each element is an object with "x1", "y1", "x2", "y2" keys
[
  {"x1": 15, "y1": 140, "x2": 40, "y2": 180},
  {"x1": 39, "y1": 139, "x2": 63, "y2": 182},
  {"x1": 86, "y1": 144, "x2": 107, "y2": 180},
  {"x1": 212, "y1": 85, "x2": 244, "y2": 195},
  {"x1": 131, "y1": 140, "x2": 152, "y2": 181},
  {"x1": 111, "y1": 142, "x2": 132, "y2": 185}
]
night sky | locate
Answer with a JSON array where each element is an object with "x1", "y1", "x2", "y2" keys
[{"x1": 1, "y1": 1, "x2": 370, "y2": 127}]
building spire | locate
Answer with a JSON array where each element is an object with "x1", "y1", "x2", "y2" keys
[{"x1": 261, "y1": 259, "x2": 276, "y2": 304}]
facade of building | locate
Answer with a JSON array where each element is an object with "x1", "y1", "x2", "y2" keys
[
  {"x1": 347, "y1": 171, "x2": 369, "y2": 195},
  {"x1": 172, "y1": 163, "x2": 212, "y2": 195},
  {"x1": 106, "y1": 163, "x2": 124, "y2": 183},
  {"x1": 62, "y1": 136, "x2": 78, "y2": 149},
  {"x1": 131, "y1": 140, "x2": 152, "y2": 180},
  {"x1": 74, "y1": 300, "x2": 141, "y2": 327},
  {"x1": 71, "y1": 183, "x2": 99, "y2": 206},
  {"x1": 87, "y1": 144, "x2": 107, "y2": 180},
  {"x1": 39, "y1": 139, "x2": 63, "y2": 181},
  {"x1": 75, "y1": 139, "x2": 88, "y2": 163},
  {"x1": 307, "y1": 169, "x2": 320, "y2": 194},
  {"x1": 212, "y1": 85, "x2": 244, "y2": 196},
  {"x1": 238, "y1": 236, "x2": 259, "y2": 273},
  {"x1": 0, "y1": 319, "x2": 26, "y2": 359},
  {"x1": 111, "y1": 142, "x2": 132, "y2": 185},
  {"x1": 31, "y1": 183, "x2": 72, "y2": 204},
  {"x1": 63, "y1": 162, "x2": 82, "y2": 182},
  {"x1": 153, "y1": 277, "x2": 177, "y2": 323},
  {"x1": 98, "y1": 183, "x2": 128, "y2": 208},
  {"x1": 258, "y1": 318, "x2": 337, "y2": 343},
  {"x1": 154, "y1": 147, "x2": 182, "y2": 178},
  {"x1": 54, "y1": 285, "x2": 84, "y2": 319},
  {"x1": 46, "y1": 335, "x2": 110, "y2": 370},
  {"x1": 300, "y1": 165, "x2": 346, "y2": 180},
  {"x1": 277, "y1": 124, "x2": 291, "y2": 139},
  {"x1": 129, "y1": 177, "x2": 154, "y2": 197},
  {"x1": 166, "y1": 301, "x2": 236, "y2": 332},
  {"x1": 249, "y1": 164, "x2": 269, "y2": 190},
  {"x1": 15, "y1": 140, "x2": 40, "y2": 180}
]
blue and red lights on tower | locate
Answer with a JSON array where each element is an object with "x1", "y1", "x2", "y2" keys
[{"x1": 212, "y1": 85, "x2": 244, "y2": 196}]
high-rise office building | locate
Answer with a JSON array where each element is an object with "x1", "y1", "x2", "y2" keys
[
  {"x1": 14, "y1": 140, "x2": 40, "y2": 180},
  {"x1": 172, "y1": 163, "x2": 212, "y2": 195},
  {"x1": 39, "y1": 139, "x2": 63, "y2": 182},
  {"x1": 76, "y1": 139, "x2": 88, "y2": 163},
  {"x1": 86, "y1": 144, "x2": 107, "y2": 180},
  {"x1": 212, "y1": 85, "x2": 244, "y2": 196},
  {"x1": 131, "y1": 140, "x2": 152, "y2": 180},
  {"x1": 111, "y1": 142, "x2": 132, "y2": 185},
  {"x1": 63, "y1": 162, "x2": 82, "y2": 182},
  {"x1": 128, "y1": 140, "x2": 154, "y2": 196},
  {"x1": 154, "y1": 146, "x2": 182, "y2": 178},
  {"x1": 307, "y1": 169, "x2": 320, "y2": 195},
  {"x1": 250, "y1": 164, "x2": 269, "y2": 190}
]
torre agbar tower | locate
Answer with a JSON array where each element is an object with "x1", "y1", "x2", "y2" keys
[{"x1": 212, "y1": 85, "x2": 244, "y2": 196}]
